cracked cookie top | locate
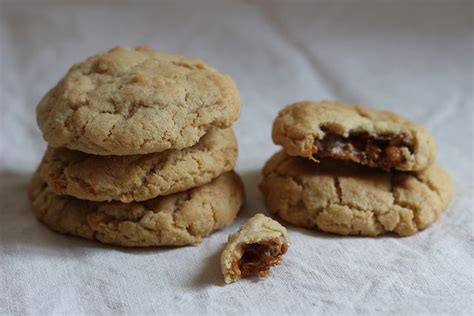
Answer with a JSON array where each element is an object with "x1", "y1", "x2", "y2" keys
[
  {"x1": 39, "y1": 128, "x2": 237, "y2": 202},
  {"x1": 28, "y1": 170, "x2": 245, "y2": 247},
  {"x1": 37, "y1": 46, "x2": 241, "y2": 155},
  {"x1": 260, "y1": 151, "x2": 452, "y2": 236},
  {"x1": 272, "y1": 101, "x2": 436, "y2": 171}
]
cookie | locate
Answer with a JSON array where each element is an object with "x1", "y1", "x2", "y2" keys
[
  {"x1": 37, "y1": 46, "x2": 241, "y2": 155},
  {"x1": 272, "y1": 101, "x2": 436, "y2": 171},
  {"x1": 260, "y1": 151, "x2": 452, "y2": 236},
  {"x1": 39, "y1": 128, "x2": 237, "y2": 202},
  {"x1": 29, "y1": 170, "x2": 245, "y2": 247},
  {"x1": 221, "y1": 213, "x2": 289, "y2": 283}
]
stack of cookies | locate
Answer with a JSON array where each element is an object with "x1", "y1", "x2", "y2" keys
[
  {"x1": 261, "y1": 101, "x2": 452, "y2": 236},
  {"x1": 28, "y1": 46, "x2": 245, "y2": 247}
]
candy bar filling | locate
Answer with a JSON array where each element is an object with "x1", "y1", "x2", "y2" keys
[
  {"x1": 235, "y1": 240, "x2": 289, "y2": 278},
  {"x1": 314, "y1": 130, "x2": 412, "y2": 169}
]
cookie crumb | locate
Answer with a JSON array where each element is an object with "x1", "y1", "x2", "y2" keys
[{"x1": 221, "y1": 213, "x2": 290, "y2": 284}]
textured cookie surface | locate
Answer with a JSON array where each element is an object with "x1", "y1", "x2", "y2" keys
[
  {"x1": 272, "y1": 101, "x2": 436, "y2": 171},
  {"x1": 260, "y1": 151, "x2": 452, "y2": 236},
  {"x1": 39, "y1": 128, "x2": 237, "y2": 202},
  {"x1": 29, "y1": 171, "x2": 245, "y2": 247},
  {"x1": 221, "y1": 213, "x2": 289, "y2": 283},
  {"x1": 37, "y1": 46, "x2": 241, "y2": 155}
]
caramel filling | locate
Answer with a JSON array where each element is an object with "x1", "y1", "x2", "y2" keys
[
  {"x1": 234, "y1": 241, "x2": 288, "y2": 278},
  {"x1": 314, "y1": 131, "x2": 412, "y2": 170}
]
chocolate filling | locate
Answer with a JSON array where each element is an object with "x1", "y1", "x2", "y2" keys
[
  {"x1": 314, "y1": 130, "x2": 412, "y2": 170},
  {"x1": 235, "y1": 241, "x2": 288, "y2": 278}
]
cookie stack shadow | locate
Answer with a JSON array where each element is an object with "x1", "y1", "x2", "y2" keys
[
  {"x1": 260, "y1": 101, "x2": 452, "y2": 237},
  {"x1": 28, "y1": 46, "x2": 245, "y2": 247}
]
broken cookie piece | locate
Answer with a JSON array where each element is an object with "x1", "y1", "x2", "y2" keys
[
  {"x1": 272, "y1": 100, "x2": 436, "y2": 171},
  {"x1": 221, "y1": 213, "x2": 290, "y2": 284}
]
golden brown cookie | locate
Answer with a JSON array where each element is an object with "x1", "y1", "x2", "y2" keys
[
  {"x1": 37, "y1": 46, "x2": 241, "y2": 155},
  {"x1": 272, "y1": 101, "x2": 436, "y2": 171},
  {"x1": 260, "y1": 151, "x2": 452, "y2": 237},
  {"x1": 29, "y1": 170, "x2": 245, "y2": 247},
  {"x1": 221, "y1": 213, "x2": 289, "y2": 283},
  {"x1": 39, "y1": 128, "x2": 237, "y2": 202}
]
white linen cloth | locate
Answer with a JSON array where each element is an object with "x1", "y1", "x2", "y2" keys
[{"x1": 0, "y1": 1, "x2": 472, "y2": 314}]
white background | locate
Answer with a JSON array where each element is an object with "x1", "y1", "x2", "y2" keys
[{"x1": 0, "y1": 1, "x2": 472, "y2": 314}]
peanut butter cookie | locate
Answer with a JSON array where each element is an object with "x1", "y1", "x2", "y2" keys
[
  {"x1": 29, "y1": 171, "x2": 245, "y2": 247},
  {"x1": 272, "y1": 101, "x2": 435, "y2": 171},
  {"x1": 39, "y1": 128, "x2": 237, "y2": 202},
  {"x1": 37, "y1": 46, "x2": 241, "y2": 155},
  {"x1": 221, "y1": 213, "x2": 289, "y2": 283},
  {"x1": 260, "y1": 151, "x2": 452, "y2": 236}
]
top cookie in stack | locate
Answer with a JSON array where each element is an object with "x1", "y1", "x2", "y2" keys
[
  {"x1": 261, "y1": 101, "x2": 452, "y2": 236},
  {"x1": 37, "y1": 46, "x2": 240, "y2": 155},
  {"x1": 29, "y1": 46, "x2": 245, "y2": 247},
  {"x1": 272, "y1": 101, "x2": 436, "y2": 171}
]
